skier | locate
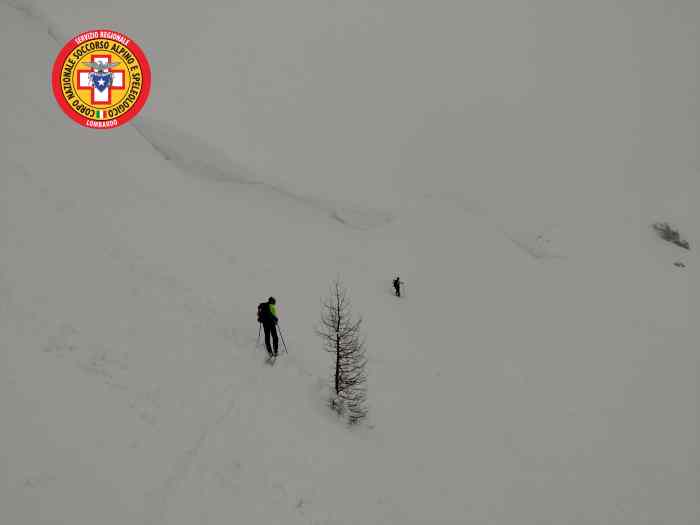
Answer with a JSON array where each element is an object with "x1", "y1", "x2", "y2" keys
[
  {"x1": 257, "y1": 297, "x2": 279, "y2": 358},
  {"x1": 392, "y1": 276, "x2": 402, "y2": 297}
]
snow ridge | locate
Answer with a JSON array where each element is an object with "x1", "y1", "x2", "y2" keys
[
  {"x1": 2, "y1": 0, "x2": 65, "y2": 42},
  {"x1": 134, "y1": 117, "x2": 394, "y2": 230}
]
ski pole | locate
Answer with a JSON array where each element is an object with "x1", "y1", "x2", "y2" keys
[
  {"x1": 256, "y1": 323, "x2": 261, "y2": 348},
  {"x1": 277, "y1": 324, "x2": 289, "y2": 354}
]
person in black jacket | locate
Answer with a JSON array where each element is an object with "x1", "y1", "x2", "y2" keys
[
  {"x1": 392, "y1": 276, "x2": 402, "y2": 297},
  {"x1": 258, "y1": 297, "x2": 279, "y2": 357}
]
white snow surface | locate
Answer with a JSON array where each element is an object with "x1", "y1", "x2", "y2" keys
[{"x1": 1, "y1": 1, "x2": 697, "y2": 524}]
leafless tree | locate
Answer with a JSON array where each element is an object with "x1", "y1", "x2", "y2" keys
[{"x1": 316, "y1": 277, "x2": 368, "y2": 424}]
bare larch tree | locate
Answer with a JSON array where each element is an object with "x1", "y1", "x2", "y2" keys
[{"x1": 317, "y1": 277, "x2": 368, "y2": 424}]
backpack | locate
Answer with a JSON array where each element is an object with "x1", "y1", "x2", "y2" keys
[{"x1": 257, "y1": 302, "x2": 268, "y2": 323}]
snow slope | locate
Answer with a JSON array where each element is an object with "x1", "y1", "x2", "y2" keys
[{"x1": 2, "y1": 1, "x2": 697, "y2": 524}]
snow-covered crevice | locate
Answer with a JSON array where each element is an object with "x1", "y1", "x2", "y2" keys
[
  {"x1": 132, "y1": 117, "x2": 259, "y2": 185},
  {"x1": 133, "y1": 117, "x2": 394, "y2": 231}
]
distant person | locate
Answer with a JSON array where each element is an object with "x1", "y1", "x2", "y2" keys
[
  {"x1": 393, "y1": 276, "x2": 402, "y2": 297},
  {"x1": 257, "y1": 297, "x2": 279, "y2": 357}
]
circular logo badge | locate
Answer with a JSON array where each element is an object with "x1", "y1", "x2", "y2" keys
[{"x1": 51, "y1": 30, "x2": 151, "y2": 129}]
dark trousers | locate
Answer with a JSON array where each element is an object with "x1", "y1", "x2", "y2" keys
[
  {"x1": 263, "y1": 322, "x2": 279, "y2": 355},
  {"x1": 394, "y1": 285, "x2": 401, "y2": 297}
]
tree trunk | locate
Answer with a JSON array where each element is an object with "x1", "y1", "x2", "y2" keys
[{"x1": 335, "y1": 333, "x2": 341, "y2": 395}]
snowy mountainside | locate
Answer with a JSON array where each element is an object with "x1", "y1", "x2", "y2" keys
[{"x1": 2, "y1": 1, "x2": 697, "y2": 524}]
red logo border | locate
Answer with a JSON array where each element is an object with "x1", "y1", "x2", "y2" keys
[{"x1": 51, "y1": 29, "x2": 151, "y2": 129}]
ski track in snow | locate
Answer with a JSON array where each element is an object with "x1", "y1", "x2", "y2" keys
[
  {"x1": 143, "y1": 353, "x2": 320, "y2": 525},
  {"x1": 145, "y1": 386, "x2": 238, "y2": 525}
]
